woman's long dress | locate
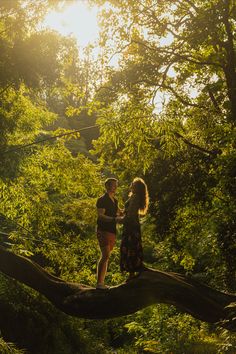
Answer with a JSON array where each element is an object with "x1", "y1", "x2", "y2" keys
[{"x1": 120, "y1": 194, "x2": 144, "y2": 272}]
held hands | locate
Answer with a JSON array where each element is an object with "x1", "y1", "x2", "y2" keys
[
  {"x1": 115, "y1": 216, "x2": 124, "y2": 224},
  {"x1": 117, "y1": 208, "x2": 125, "y2": 217}
]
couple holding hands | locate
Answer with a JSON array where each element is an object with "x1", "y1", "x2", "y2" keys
[{"x1": 96, "y1": 177, "x2": 149, "y2": 289}]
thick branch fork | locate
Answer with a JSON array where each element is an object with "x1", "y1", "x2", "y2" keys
[{"x1": 0, "y1": 246, "x2": 236, "y2": 330}]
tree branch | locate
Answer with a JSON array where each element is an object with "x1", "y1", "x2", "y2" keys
[
  {"x1": 161, "y1": 84, "x2": 206, "y2": 109},
  {"x1": 0, "y1": 83, "x2": 12, "y2": 97},
  {"x1": 222, "y1": 0, "x2": 236, "y2": 122},
  {"x1": 0, "y1": 246, "x2": 235, "y2": 330},
  {"x1": 181, "y1": 0, "x2": 200, "y2": 13},
  {"x1": 131, "y1": 39, "x2": 223, "y2": 68},
  {"x1": 207, "y1": 88, "x2": 222, "y2": 113},
  {"x1": 174, "y1": 131, "x2": 221, "y2": 156}
]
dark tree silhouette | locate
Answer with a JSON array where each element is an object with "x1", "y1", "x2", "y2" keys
[{"x1": 1, "y1": 246, "x2": 236, "y2": 330}]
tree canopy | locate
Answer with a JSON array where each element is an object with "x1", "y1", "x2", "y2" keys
[{"x1": 0, "y1": 0, "x2": 236, "y2": 353}]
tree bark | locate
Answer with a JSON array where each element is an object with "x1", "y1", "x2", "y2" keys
[
  {"x1": 222, "y1": 0, "x2": 236, "y2": 123},
  {"x1": 0, "y1": 246, "x2": 236, "y2": 330}
]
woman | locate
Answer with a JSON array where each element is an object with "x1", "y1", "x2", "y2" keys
[{"x1": 120, "y1": 177, "x2": 149, "y2": 281}]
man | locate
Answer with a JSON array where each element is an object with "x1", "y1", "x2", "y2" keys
[{"x1": 96, "y1": 177, "x2": 121, "y2": 289}]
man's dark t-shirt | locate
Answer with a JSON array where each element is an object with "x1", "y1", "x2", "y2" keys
[{"x1": 96, "y1": 193, "x2": 118, "y2": 234}]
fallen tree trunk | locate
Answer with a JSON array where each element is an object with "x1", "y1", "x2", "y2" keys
[{"x1": 0, "y1": 246, "x2": 236, "y2": 330}]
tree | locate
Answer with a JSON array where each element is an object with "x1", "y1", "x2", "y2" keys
[
  {"x1": 0, "y1": 0, "x2": 236, "y2": 350},
  {"x1": 91, "y1": 0, "x2": 236, "y2": 290},
  {"x1": 1, "y1": 245, "x2": 236, "y2": 331}
]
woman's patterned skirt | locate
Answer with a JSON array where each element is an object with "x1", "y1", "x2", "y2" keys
[{"x1": 120, "y1": 218, "x2": 143, "y2": 272}]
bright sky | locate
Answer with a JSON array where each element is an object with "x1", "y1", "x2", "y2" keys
[
  {"x1": 43, "y1": 1, "x2": 183, "y2": 112},
  {"x1": 43, "y1": 2, "x2": 174, "y2": 50},
  {"x1": 43, "y1": 1, "x2": 99, "y2": 48}
]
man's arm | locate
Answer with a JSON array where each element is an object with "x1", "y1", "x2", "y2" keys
[
  {"x1": 97, "y1": 208, "x2": 115, "y2": 222},
  {"x1": 97, "y1": 208, "x2": 123, "y2": 223}
]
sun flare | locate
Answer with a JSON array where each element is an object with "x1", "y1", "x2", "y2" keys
[{"x1": 43, "y1": 1, "x2": 99, "y2": 48}]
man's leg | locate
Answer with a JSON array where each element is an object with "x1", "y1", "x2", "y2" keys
[{"x1": 97, "y1": 245, "x2": 110, "y2": 285}]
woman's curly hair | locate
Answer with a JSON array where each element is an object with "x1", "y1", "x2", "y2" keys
[{"x1": 131, "y1": 177, "x2": 149, "y2": 215}]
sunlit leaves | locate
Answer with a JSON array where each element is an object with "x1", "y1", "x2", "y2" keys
[
  {"x1": 1, "y1": 85, "x2": 56, "y2": 147},
  {"x1": 0, "y1": 0, "x2": 236, "y2": 351},
  {"x1": 93, "y1": 94, "x2": 159, "y2": 177},
  {"x1": 0, "y1": 336, "x2": 25, "y2": 354},
  {"x1": 124, "y1": 306, "x2": 213, "y2": 353},
  {"x1": 0, "y1": 141, "x2": 102, "y2": 261}
]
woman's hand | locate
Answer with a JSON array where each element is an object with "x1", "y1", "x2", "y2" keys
[{"x1": 117, "y1": 208, "x2": 125, "y2": 216}]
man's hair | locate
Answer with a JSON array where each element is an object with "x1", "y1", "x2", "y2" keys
[{"x1": 105, "y1": 178, "x2": 118, "y2": 188}]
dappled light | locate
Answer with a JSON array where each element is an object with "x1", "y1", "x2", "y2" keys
[{"x1": 0, "y1": 0, "x2": 236, "y2": 353}]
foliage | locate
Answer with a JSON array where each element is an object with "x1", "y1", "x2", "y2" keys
[
  {"x1": 91, "y1": 0, "x2": 236, "y2": 291},
  {"x1": 0, "y1": 0, "x2": 235, "y2": 352},
  {"x1": 0, "y1": 274, "x2": 107, "y2": 354},
  {"x1": 124, "y1": 305, "x2": 221, "y2": 354},
  {"x1": 0, "y1": 142, "x2": 103, "y2": 280},
  {"x1": 0, "y1": 337, "x2": 26, "y2": 354}
]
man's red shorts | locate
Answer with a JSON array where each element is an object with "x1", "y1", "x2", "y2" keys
[{"x1": 97, "y1": 229, "x2": 116, "y2": 250}]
